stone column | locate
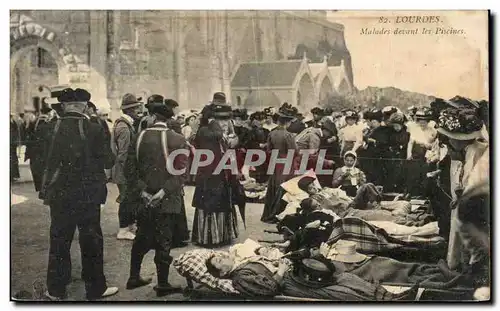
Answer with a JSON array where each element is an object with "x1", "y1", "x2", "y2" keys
[
  {"x1": 173, "y1": 14, "x2": 189, "y2": 107},
  {"x1": 220, "y1": 11, "x2": 231, "y2": 100},
  {"x1": 89, "y1": 11, "x2": 109, "y2": 111},
  {"x1": 207, "y1": 15, "x2": 221, "y2": 95},
  {"x1": 106, "y1": 10, "x2": 122, "y2": 120}
]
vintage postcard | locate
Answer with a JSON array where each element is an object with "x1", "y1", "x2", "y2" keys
[{"x1": 10, "y1": 10, "x2": 490, "y2": 302}]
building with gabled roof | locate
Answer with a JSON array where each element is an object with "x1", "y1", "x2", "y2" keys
[{"x1": 231, "y1": 56, "x2": 317, "y2": 112}]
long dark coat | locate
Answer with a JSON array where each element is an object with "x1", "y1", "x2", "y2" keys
[{"x1": 191, "y1": 120, "x2": 246, "y2": 214}]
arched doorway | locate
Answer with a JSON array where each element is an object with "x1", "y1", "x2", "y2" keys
[
  {"x1": 296, "y1": 73, "x2": 315, "y2": 109},
  {"x1": 11, "y1": 39, "x2": 61, "y2": 114},
  {"x1": 319, "y1": 76, "x2": 334, "y2": 106}
]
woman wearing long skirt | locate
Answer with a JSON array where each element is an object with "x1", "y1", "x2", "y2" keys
[
  {"x1": 191, "y1": 93, "x2": 244, "y2": 247},
  {"x1": 260, "y1": 104, "x2": 298, "y2": 223}
]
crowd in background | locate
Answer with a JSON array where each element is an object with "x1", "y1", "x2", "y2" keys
[{"x1": 10, "y1": 88, "x2": 490, "y2": 300}]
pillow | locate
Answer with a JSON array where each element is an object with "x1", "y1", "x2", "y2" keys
[
  {"x1": 281, "y1": 170, "x2": 320, "y2": 196},
  {"x1": 172, "y1": 249, "x2": 240, "y2": 294}
]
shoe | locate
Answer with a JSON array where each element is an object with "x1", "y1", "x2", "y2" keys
[
  {"x1": 154, "y1": 284, "x2": 182, "y2": 297},
  {"x1": 44, "y1": 291, "x2": 64, "y2": 301},
  {"x1": 126, "y1": 277, "x2": 152, "y2": 290},
  {"x1": 117, "y1": 228, "x2": 135, "y2": 240},
  {"x1": 87, "y1": 287, "x2": 119, "y2": 300}
]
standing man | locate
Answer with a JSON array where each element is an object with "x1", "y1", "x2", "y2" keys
[
  {"x1": 25, "y1": 103, "x2": 54, "y2": 191},
  {"x1": 124, "y1": 102, "x2": 188, "y2": 296},
  {"x1": 138, "y1": 94, "x2": 164, "y2": 132},
  {"x1": 112, "y1": 93, "x2": 143, "y2": 240},
  {"x1": 164, "y1": 99, "x2": 182, "y2": 134},
  {"x1": 40, "y1": 88, "x2": 117, "y2": 300}
]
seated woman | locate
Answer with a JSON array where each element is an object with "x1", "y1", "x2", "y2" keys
[
  {"x1": 205, "y1": 251, "x2": 417, "y2": 301},
  {"x1": 332, "y1": 151, "x2": 367, "y2": 197},
  {"x1": 298, "y1": 175, "x2": 411, "y2": 222}
]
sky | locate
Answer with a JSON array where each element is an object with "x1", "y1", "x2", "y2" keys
[{"x1": 327, "y1": 10, "x2": 488, "y2": 100}]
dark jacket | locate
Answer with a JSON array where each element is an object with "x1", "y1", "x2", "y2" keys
[
  {"x1": 26, "y1": 115, "x2": 54, "y2": 191},
  {"x1": 387, "y1": 126, "x2": 410, "y2": 158},
  {"x1": 41, "y1": 111, "x2": 114, "y2": 205},
  {"x1": 125, "y1": 122, "x2": 188, "y2": 214}
]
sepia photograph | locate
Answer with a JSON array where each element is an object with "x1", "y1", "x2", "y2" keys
[{"x1": 9, "y1": 8, "x2": 490, "y2": 302}]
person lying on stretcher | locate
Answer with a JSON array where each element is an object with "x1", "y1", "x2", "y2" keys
[
  {"x1": 297, "y1": 175, "x2": 411, "y2": 222},
  {"x1": 205, "y1": 241, "x2": 418, "y2": 301}
]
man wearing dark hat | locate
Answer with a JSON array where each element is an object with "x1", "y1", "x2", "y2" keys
[
  {"x1": 164, "y1": 98, "x2": 182, "y2": 134},
  {"x1": 40, "y1": 88, "x2": 117, "y2": 300},
  {"x1": 124, "y1": 102, "x2": 189, "y2": 296},
  {"x1": 112, "y1": 93, "x2": 144, "y2": 240},
  {"x1": 138, "y1": 94, "x2": 164, "y2": 132}
]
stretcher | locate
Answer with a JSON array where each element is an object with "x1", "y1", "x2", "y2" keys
[{"x1": 181, "y1": 276, "x2": 474, "y2": 301}]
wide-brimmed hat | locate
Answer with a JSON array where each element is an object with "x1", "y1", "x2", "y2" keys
[
  {"x1": 211, "y1": 103, "x2": 232, "y2": 118},
  {"x1": 211, "y1": 92, "x2": 227, "y2": 105},
  {"x1": 276, "y1": 103, "x2": 297, "y2": 120},
  {"x1": 387, "y1": 112, "x2": 405, "y2": 125},
  {"x1": 58, "y1": 88, "x2": 91, "y2": 104},
  {"x1": 414, "y1": 108, "x2": 433, "y2": 121},
  {"x1": 311, "y1": 107, "x2": 324, "y2": 116},
  {"x1": 121, "y1": 93, "x2": 143, "y2": 110},
  {"x1": 145, "y1": 94, "x2": 165, "y2": 111},
  {"x1": 150, "y1": 103, "x2": 174, "y2": 119},
  {"x1": 164, "y1": 98, "x2": 179, "y2": 109},
  {"x1": 436, "y1": 107, "x2": 484, "y2": 141},
  {"x1": 328, "y1": 240, "x2": 367, "y2": 263},
  {"x1": 344, "y1": 110, "x2": 358, "y2": 120},
  {"x1": 365, "y1": 109, "x2": 383, "y2": 122}
]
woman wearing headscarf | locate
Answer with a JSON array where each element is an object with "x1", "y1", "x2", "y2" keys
[
  {"x1": 260, "y1": 104, "x2": 299, "y2": 223},
  {"x1": 385, "y1": 112, "x2": 410, "y2": 193}
]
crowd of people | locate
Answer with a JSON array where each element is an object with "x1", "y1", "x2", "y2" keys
[{"x1": 10, "y1": 86, "x2": 490, "y2": 300}]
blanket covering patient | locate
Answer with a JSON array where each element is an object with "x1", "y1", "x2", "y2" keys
[
  {"x1": 297, "y1": 175, "x2": 411, "y2": 222},
  {"x1": 203, "y1": 239, "x2": 419, "y2": 301}
]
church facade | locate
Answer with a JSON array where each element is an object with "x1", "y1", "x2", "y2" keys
[{"x1": 10, "y1": 10, "x2": 354, "y2": 118}]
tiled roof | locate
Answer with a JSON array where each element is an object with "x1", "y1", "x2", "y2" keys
[{"x1": 231, "y1": 61, "x2": 302, "y2": 88}]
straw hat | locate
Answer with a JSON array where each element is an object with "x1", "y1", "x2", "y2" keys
[{"x1": 328, "y1": 240, "x2": 367, "y2": 263}]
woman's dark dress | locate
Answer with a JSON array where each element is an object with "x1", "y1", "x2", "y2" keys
[
  {"x1": 358, "y1": 126, "x2": 391, "y2": 186},
  {"x1": 191, "y1": 120, "x2": 244, "y2": 247},
  {"x1": 260, "y1": 126, "x2": 298, "y2": 223},
  {"x1": 385, "y1": 126, "x2": 410, "y2": 193}
]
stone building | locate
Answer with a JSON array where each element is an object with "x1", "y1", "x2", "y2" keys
[{"x1": 10, "y1": 10, "x2": 353, "y2": 118}]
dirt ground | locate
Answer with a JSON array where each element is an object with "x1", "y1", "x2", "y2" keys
[{"x1": 10, "y1": 182, "x2": 276, "y2": 301}]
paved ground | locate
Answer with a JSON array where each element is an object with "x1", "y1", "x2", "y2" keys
[{"x1": 10, "y1": 180, "x2": 276, "y2": 301}]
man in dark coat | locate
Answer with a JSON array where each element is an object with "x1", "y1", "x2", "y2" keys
[
  {"x1": 164, "y1": 98, "x2": 182, "y2": 134},
  {"x1": 10, "y1": 114, "x2": 22, "y2": 181},
  {"x1": 124, "y1": 102, "x2": 189, "y2": 296},
  {"x1": 25, "y1": 103, "x2": 55, "y2": 191},
  {"x1": 40, "y1": 88, "x2": 117, "y2": 300}
]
